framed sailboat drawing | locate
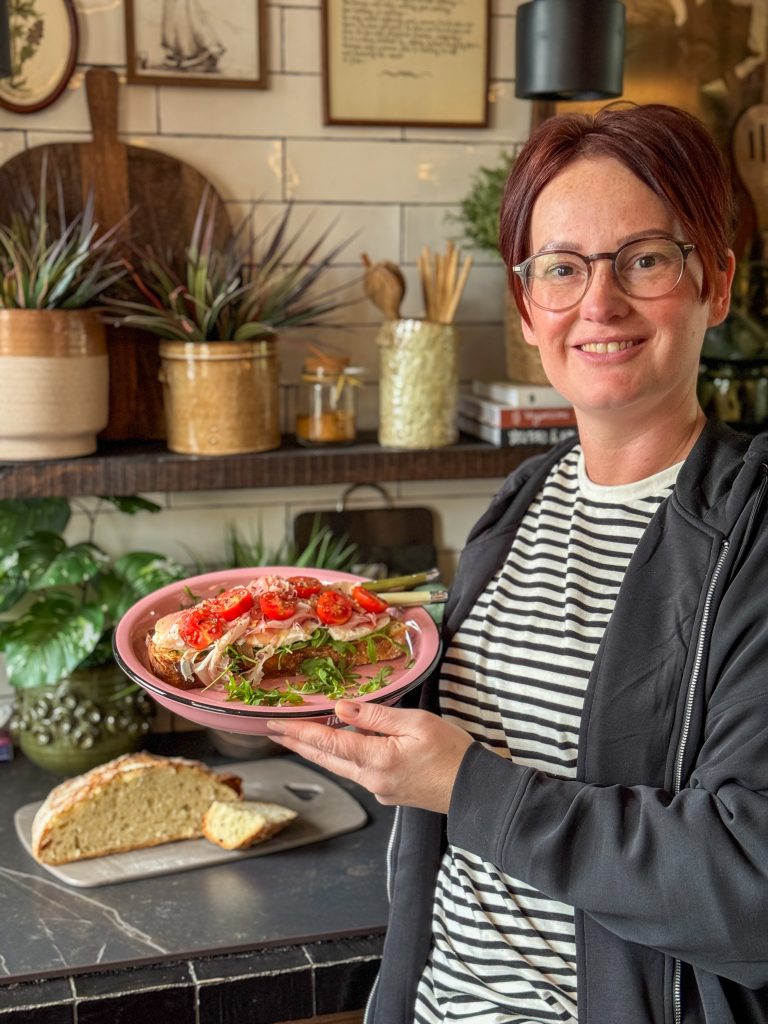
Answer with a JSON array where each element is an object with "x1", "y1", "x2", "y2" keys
[{"x1": 125, "y1": 0, "x2": 268, "y2": 89}]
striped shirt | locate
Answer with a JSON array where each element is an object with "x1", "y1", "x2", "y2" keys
[{"x1": 413, "y1": 446, "x2": 680, "y2": 1024}]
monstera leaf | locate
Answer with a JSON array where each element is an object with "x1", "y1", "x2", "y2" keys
[{"x1": 0, "y1": 592, "x2": 105, "y2": 688}]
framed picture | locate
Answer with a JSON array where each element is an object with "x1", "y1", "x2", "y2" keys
[
  {"x1": 125, "y1": 0, "x2": 268, "y2": 89},
  {"x1": 0, "y1": 0, "x2": 78, "y2": 114},
  {"x1": 321, "y1": 0, "x2": 489, "y2": 127}
]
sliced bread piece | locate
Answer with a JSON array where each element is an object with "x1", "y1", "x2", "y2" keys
[{"x1": 202, "y1": 799, "x2": 298, "y2": 850}]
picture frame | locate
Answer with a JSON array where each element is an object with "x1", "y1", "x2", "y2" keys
[
  {"x1": 321, "y1": 0, "x2": 489, "y2": 128},
  {"x1": 125, "y1": 0, "x2": 268, "y2": 90},
  {"x1": 0, "y1": 0, "x2": 78, "y2": 114}
]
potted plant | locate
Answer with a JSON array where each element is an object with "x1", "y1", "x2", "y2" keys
[
  {"x1": 450, "y1": 151, "x2": 549, "y2": 385},
  {"x1": 0, "y1": 495, "x2": 184, "y2": 775},
  {"x1": 0, "y1": 161, "x2": 125, "y2": 460},
  {"x1": 107, "y1": 192, "x2": 351, "y2": 456}
]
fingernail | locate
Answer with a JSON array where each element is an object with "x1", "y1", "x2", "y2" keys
[
  {"x1": 336, "y1": 699, "x2": 360, "y2": 717},
  {"x1": 266, "y1": 720, "x2": 284, "y2": 733}
]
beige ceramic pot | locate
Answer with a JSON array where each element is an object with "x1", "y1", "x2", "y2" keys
[
  {"x1": 159, "y1": 340, "x2": 280, "y2": 455},
  {"x1": 0, "y1": 309, "x2": 108, "y2": 460}
]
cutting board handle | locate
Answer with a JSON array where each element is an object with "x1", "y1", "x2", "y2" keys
[{"x1": 85, "y1": 67, "x2": 119, "y2": 145}]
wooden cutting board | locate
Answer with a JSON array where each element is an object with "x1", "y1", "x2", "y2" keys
[
  {"x1": 15, "y1": 758, "x2": 368, "y2": 888},
  {"x1": 0, "y1": 68, "x2": 233, "y2": 441}
]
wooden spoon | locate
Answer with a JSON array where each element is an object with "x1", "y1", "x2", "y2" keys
[{"x1": 362, "y1": 254, "x2": 406, "y2": 319}]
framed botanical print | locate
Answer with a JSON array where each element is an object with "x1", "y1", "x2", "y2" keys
[
  {"x1": 0, "y1": 0, "x2": 78, "y2": 114},
  {"x1": 125, "y1": 0, "x2": 268, "y2": 89}
]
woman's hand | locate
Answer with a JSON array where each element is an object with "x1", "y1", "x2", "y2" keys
[{"x1": 266, "y1": 700, "x2": 474, "y2": 813}]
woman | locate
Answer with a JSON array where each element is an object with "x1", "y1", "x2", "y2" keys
[{"x1": 267, "y1": 104, "x2": 768, "y2": 1023}]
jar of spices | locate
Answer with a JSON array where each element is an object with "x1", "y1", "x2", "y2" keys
[{"x1": 295, "y1": 355, "x2": 361, "y2": 445}]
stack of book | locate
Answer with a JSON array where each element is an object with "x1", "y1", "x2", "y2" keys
[{"x1": 458, "y1": 381, "x2": 578, "y2": 447}]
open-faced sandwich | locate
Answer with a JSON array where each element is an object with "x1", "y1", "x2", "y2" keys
[{"x1": 145, "y1": 573, "x2": 414, "y2": 707}]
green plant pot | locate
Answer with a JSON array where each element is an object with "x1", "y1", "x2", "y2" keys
[{"x1": 9, "y1": 663, "x2": 153, "y2": 776}]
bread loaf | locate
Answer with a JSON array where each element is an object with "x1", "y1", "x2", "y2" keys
[
  {"x1": 202, "y1": 799, "x2": 298, "y2": 850},
  {"x1": 31, "y1": 752, "x2": 243, "y2": 865}
]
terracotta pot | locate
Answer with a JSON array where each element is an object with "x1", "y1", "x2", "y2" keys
[
  {"x1": 9, "y1": 664, "x2": 152, "y2": 777},
  {"x1": 0, "y1": 308, "x2": 108, "y2": 460},
  {"x1": 159, "y1": 340, "x2": 280, "y2": 455}
]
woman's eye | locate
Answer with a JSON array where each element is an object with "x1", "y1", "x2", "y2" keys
[{"x1": 542, "y1": 259, "x2": 579, "y2": 279}]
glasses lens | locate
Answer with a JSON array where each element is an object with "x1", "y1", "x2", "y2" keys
[
  {"x1": 615, "y1": 239, "x2": 685, "y2": 298},
  {"x1": 523, "y1": 252, "x2": 589, "y2": 311}
]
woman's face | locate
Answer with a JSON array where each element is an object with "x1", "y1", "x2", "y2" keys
[{"x1": 520, "y1": 156, "x2": 734, "y2": 424}]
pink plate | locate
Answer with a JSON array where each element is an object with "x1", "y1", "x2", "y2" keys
[{"x1": 113, "y1": 566, "x2": 442, "y2": 735}]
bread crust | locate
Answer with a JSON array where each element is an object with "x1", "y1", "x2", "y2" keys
[{"x1": 146, "y1": 619, "x2": 410, "y2": 691}]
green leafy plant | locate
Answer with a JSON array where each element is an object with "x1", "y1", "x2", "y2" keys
[
  {"x1": 222, "y1": 515, "x2": 359, "y2": 572},
  {"x1": 448, "y1": 150, "x2": 515, "y2": 255},
  {"x1": 0, "y1": 159, "x2": 125, "y2": 310},
  {"x1": 107, "y1": 190, "x2": 353, "y2": 342},
  {"x1": 0, "y1": 497, "x2": 185, "y2": 689}
]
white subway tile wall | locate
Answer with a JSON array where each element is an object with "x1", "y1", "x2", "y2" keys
[{"x1": 0, "y1": 1, "x2": 531, "y2": 727}]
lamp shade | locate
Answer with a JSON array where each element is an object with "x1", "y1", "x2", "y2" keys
[
  {"x1": 0, "y1": 0, "x2": 10, "y2": 80},
  {"x1": 515, "y1": 0, "x2": 626, "y2": 101}
]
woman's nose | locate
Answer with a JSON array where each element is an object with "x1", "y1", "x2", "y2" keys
[{"x1": 579, "y1": 260, "x2": 630, "y2": 320}]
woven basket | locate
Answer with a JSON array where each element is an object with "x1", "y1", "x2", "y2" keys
[{"x1": 504, "y1": 290, "x2": 550, "y2": 385}]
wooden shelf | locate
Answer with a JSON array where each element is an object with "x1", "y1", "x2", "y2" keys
[{"x1": 0, "y1": 433, "x2": 545, "y2": 499}]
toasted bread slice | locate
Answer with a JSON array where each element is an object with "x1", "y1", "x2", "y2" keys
[
  {"x1": 202, "y1": 799, "x2": 298, "y2": 850},
  {"x1": 145, "y1": 619, "x2": 409, "y2": 691}
]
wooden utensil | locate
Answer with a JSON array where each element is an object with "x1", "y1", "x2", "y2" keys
[
  {"x1": 0, "y1": 69, "x2": 233, "y2": 441},
  {"x1": 361, "y1": 253, "x2": 406, "y2": 319},
  {"x1": 418, "y1": 242, "x2": 473, "y2": 323},
  {"x1": 733, "y1": 59, "x2": 768, "y2": 259}
]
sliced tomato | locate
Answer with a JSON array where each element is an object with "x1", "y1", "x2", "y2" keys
[
  {"x1": 178, "y1": 608, "x2": 224, "y2": 650},
  {"x1": 287, "y1": 575, "x2": 323, "y2": 599},
  {"x1": 316, "y1": 589, "x2": 354, "y2": 625},
  {"x1": 208, "y1": 586, "x2": 253, "y2": 621},
  {"x1": 259, "y1": 590, "x2": 298, "y2": 621},
  {"x1": 351, "y1": 584, "x2": 389, "y2": 615}
]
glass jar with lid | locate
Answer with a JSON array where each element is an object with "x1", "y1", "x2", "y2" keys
[{"x1": 295, "y1": 354, "x2": 362, "y2": 446}]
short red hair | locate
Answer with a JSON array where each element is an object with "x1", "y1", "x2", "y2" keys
[{"x1": 499, "y1": 104, "x2": 736, "y2": 324}]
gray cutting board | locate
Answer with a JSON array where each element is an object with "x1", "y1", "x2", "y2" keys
[{"x1": 14, "y1": 758, "x2": 367, "y2": 888}]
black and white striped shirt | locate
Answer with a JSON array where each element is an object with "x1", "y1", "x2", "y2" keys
[{"x1": 414, "y1": 446, "x2": 679, "y2": 1024}]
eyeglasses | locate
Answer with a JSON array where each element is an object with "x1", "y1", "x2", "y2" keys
[{"x1": 512, "y1": 236, "x2": 696, "y2": 312}]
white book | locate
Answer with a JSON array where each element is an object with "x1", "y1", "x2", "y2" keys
[
  {"x1": 469, "y1": 380, "x2": 571, "y2": 409},
  {"x1": 459, "y1": 414, "x2": 577, "y2": 447}
]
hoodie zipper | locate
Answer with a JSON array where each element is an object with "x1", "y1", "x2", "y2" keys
[
  {"x1": 670, "y1": 538, "x2": 728, "y2": 1024},
  {"x1": 671, "y1": 465, "x2": 768, "y2": 1023}
]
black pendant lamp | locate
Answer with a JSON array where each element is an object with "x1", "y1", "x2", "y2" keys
[
  {"x1": 0, "y1": 0, "x2": 11, "y2": 80},
  {"x1": 515, "y1": 0, "x2": 626, "y2": 101}
]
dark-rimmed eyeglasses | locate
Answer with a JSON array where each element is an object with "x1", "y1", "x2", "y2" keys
[{"x1": 512, "y1": 237, "x2": 696, "y2": 312}]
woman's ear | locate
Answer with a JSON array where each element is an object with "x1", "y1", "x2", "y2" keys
[
  {"x1": 521, "y1": 309, "x2": 540, "y2": 349},
  {"x1": 707, "y1": 250, "x2": 736, "y2": 328}
]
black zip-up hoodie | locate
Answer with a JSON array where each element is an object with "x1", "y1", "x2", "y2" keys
[{"x1": 367, "y1": 419, "x2": 768, "y2": 1024}]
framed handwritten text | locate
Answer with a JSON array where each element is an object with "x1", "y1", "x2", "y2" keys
[{"x1": 321, "y1": 0, "x2": 490, "y2": 127}]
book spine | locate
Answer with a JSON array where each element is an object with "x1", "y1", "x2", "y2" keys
[
  {"x1": 458, "y1": 394, "x2": 576, "y2": 428},
  {"x1": 469, "y1": 380, "x2": 571, "y2": 409},
  {"x1": 458, "y1": 414, "x2": 577, "y2": 447}
]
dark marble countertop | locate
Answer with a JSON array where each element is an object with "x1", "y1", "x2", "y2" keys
[{"x1": 0, "y1": 732, "x2": 392, "y2": 988}]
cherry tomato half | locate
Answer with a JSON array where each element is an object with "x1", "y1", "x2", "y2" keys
[
  {"x1": 179, "y1": 608, "x2": 224, "y2": 650},
  {"x1": 259, "y1": 591, "x2": 298, "y2": 621},
  {"x1": 287, "y1": 575, "x2": 323, "y2": 599},
  {"x1": 351, "y1": 584, "x2": 389, "y2": 615},
  {"x1": 316, "y1": 589, "x2": 354, "y2": 625},
  {"x1": 208, "y1": 586, "x2": 254, "y2": 621}
]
